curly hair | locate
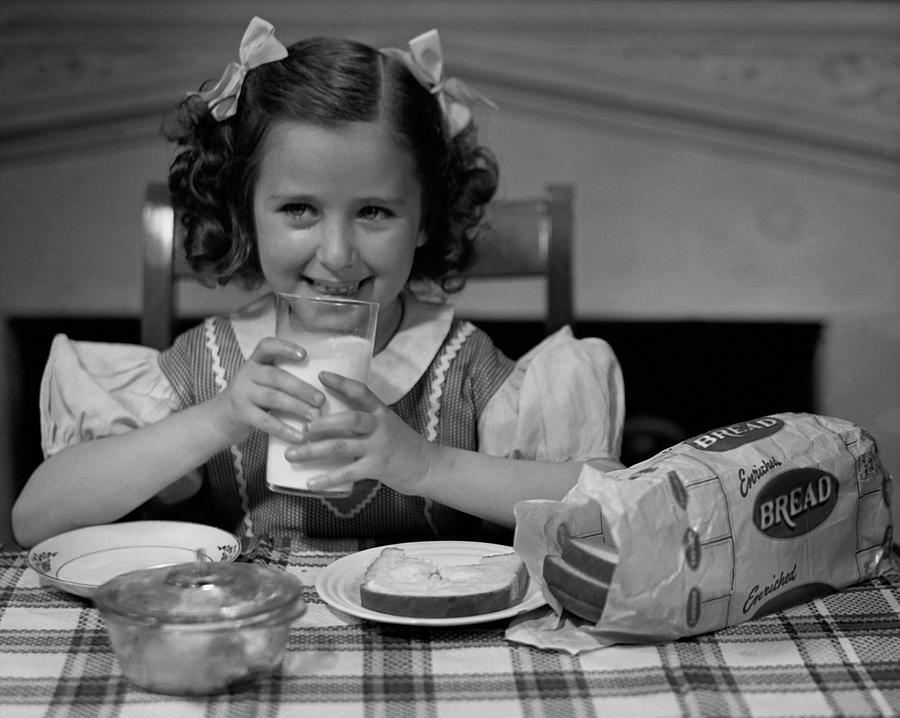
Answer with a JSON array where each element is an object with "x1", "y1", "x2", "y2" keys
[{"x1": 165, "y1": 35, "x2": 498, "y2": 294}]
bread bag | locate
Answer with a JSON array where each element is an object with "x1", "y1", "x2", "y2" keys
[{"x1": 513, "y1": 412, "x2": 893, "y2": 647}]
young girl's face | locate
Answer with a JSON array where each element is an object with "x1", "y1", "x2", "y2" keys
[{"x1": 253, "y1": 118, "x2": 425, "y2": 333}]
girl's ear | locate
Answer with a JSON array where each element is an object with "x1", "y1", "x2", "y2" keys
[{"x1": 416, "y1": 230, "x2": 427, "y2": 247}]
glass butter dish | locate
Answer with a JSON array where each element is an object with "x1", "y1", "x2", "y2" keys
[{"x1": 94, "y1": 554, "x2": 305, "y2": 695}]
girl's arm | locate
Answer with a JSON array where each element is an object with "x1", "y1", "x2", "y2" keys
[
  {"x1": 13, "y1": 337, "x2": 319, "y2": 548},
  {"x1": 287, "y1": 371, "x2": 620, "y2": 526},
  {"x1": 13, "y1": 402, "x2": 231, "y2": 548},
  {"x1": 416, "y1": 449, "x2": 624, "y2": 527},
  {"x1": 404, "y1": 447, "x2": 587, "y2": 527}
]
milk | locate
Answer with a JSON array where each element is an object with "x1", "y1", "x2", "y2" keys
[{"x1": 267, "y1": 334, "x2": 372, "y2": 496}]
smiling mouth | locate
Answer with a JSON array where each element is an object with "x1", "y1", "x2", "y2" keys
[{"x1": 304, "y1": 277, "x2": 371, "y2": 297}]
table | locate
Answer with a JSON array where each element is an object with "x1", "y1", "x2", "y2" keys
[{"x1": 1, "y1": 537, "x2": 898, "y2": 717}]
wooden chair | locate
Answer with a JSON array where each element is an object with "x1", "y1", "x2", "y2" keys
[{"x1": 141, "y1": 182, "x2": 574, "y2": 350}]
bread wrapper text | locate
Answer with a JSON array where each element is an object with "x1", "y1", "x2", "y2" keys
[{"x1": 513, "y1": 412, "x2": 893, "y2": 648}]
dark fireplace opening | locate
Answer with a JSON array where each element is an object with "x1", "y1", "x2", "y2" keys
[
  {"x1": 7, "y1": 317, "x2": 821, "y2": 497},
  {"x1": 479, "y1": 319, "x2": 821, "y2": 466}
]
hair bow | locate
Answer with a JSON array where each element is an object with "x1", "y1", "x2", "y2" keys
[
  {"x1": 381, "y1": 29, "x2": 496, "y2": 137},
  {"x1": 192, "y1": 16, "x2": 288, "y2": 121}
]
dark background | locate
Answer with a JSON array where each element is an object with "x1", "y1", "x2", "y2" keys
[{"x1": 8, "y1": 316, "x2": 821, "y2": 499}]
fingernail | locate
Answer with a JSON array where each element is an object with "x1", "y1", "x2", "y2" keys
[
  {"x1": 288, "y1": 424, "x2": 307, "y2": 442},
  {"x1": 285, "y1": 444, "x2": 306, "y2": 460}
]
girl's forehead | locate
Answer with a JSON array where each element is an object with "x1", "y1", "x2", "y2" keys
[{"x1": 258, "y1": 119, "x2": 416, "y2": 186}]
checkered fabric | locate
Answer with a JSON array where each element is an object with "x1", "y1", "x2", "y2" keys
[{"x1": 1, "y1": 540, "x2": 898, "y2": 717}]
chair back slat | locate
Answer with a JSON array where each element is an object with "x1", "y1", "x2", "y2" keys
[
  {"x1": 470, "y1": 199, "x2": 550, "y2": 277},
  {"x1": 141, "y1": 183, "x2": 176, "y2": 350},
  {"x1": 545, "y1": 184, "x2": 574, "y2": 333}
]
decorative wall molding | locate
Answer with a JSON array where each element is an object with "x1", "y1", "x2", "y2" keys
[{"x1": 2, "y1": 1, "x2": 899, "y2": 182}]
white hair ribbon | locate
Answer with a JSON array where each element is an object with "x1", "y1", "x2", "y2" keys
[
  {"x1": 381, "y1": 29, "x2": 497, "y2": 137},
  {"x1": 192, "y1": 16, "x2": 288, "y2": 121}
]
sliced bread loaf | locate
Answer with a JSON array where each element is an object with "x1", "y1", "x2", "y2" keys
[
  {"x1": 359, "y1": 546, "x2": 529, "y2": 618},
  {"x1": 542, "y1": 526, "x2": 619, "y2": 623}
]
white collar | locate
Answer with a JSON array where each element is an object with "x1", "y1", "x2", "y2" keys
[{"x1": 229, "y1": 293, "x2": 455, "y2": 405}]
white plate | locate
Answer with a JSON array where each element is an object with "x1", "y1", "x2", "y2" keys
[
  {"x1": 27, "y1": 521, "x2": 241, "y2": 599},
  {"x1": 315, "y1": 540, "x2": 546, "y2": 627}
]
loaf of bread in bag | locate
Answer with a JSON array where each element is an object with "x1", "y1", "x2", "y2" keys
[
  {"x1": 543, "y1": 526, "x2": 619, "y2": 624},
  {"x1": 516, "y1": 412, "x2": 893, "y2": 642},
  {"x1": 359, "y1": 547, "x2": 529, "y2": 618}
]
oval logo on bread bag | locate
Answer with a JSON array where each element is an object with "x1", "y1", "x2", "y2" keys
[
  {"x1": 683, "y1": 528, "x2": 700, "y2": 570},
  {"x1": 753, "y1": 468, "x2": 838, "y2": 538},
  {"x1": 688, "y1": 416, "x2": 784, "y2": 452},
  {"x1": 686, "y1": 587, "x2": 701, "y2": 628},
  {"x1": 669, "y1": 471, "x2": 688, "y2": 510}
]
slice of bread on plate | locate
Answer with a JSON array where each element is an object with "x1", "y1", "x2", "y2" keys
[{"x1": 359, "y1": 546, "x2": 529, "y2": 618}]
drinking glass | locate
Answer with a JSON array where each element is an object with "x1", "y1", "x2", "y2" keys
[{"x1": 266, "y1": 294, "x2": 378, "y2": 497}]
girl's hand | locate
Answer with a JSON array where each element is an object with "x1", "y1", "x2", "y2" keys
[
  {"x1": 206, "y1": 338, "x2": 324, "y2": 447},
  {"x1": 284, "y1": 371, "x2": 437, "y2": 495}
]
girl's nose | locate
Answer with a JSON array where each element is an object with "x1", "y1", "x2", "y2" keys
[{"x1": 317, "y1": 221, "x2": 357, "y2": 270}]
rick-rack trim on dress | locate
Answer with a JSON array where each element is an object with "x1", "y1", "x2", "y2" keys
[
  {"x1": 205, "y1": 318, "x2": 255, "y2": 540},
  {"x1": 421, "y1": 321, "x2": 476, "y2": 533}
]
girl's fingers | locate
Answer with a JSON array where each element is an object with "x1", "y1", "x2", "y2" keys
[
  {"x1": 318, "y1": 371, "x2": 381, "y2": 411},
  {"x1": 250, "y1": 336, "x2": 306, "y2": 364},
  {"x1": 278, "y1": 420, "x2": 308, "y2": 444},
  {"x1": 251, "y1": 383, "x2": 321, "y2": 422},
  {"x1": 305, "y1": 411, "x2": 378, "y2": 438},
  {"x1": 284, "y1": 433, "x2": 368, "y2": 462},
  {"x1": 294, "y1": 454, "x2": 374, "y2": 493},
  {"x1": 307, "y1": 470, "x2": 358, "y2": 492},
  {"x1": 251, "y1": 362, "x2": 325, "y2": 408},
  {"x1": 249, "y1": 408, "x2": 307, "y2": 443}
]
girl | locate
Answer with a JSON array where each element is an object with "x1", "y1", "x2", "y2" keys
[{"x1": 12, "y1": 18, "x2": 624, "y2": 548}]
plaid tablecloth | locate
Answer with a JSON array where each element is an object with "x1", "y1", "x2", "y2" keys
[{"x1": 1, "y1": 538, "x2": 898, "y2": 718}]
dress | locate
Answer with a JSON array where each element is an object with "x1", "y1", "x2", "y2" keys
[{"x1": 39, "y1": 293, "x2": 625, "y2": 541}]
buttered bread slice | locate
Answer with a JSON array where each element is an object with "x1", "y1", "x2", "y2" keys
[{"x1": 359, "y1": 547, "x2": 529, "y2": 618}]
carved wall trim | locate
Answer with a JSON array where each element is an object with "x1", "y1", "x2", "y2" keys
[{"x1": 2, "y1": 1, "x2": 898, "y2": 182}]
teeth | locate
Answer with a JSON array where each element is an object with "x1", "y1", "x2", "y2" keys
[{"x1": 308, "y1": 279, "x2": 360, "y2": 296}]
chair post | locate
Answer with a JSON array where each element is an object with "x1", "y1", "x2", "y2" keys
[
  {"x1": 546, "y1": 184, "x2": 574, "y2": 333},
  {"x1": 141, "y1": 183, "x2": 176, "y2": 350}
]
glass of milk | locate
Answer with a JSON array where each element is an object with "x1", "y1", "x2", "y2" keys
[{"x1": 266, "y1": 293, "x2": 378, "y2": 497}]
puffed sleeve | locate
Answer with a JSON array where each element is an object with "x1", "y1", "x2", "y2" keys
[
  {"x1": 478, "y1": 327, "x2": 625, "y2": 466},
  {"x1": 40, "y1": 334, "x2": 184, "y2": 458}
]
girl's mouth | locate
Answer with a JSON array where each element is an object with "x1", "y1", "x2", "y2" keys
[{"x1": 303, "y1": 277, "x2": 371, "y2": 298}]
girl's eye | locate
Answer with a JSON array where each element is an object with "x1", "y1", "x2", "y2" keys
[
  {"x1": 359, "y1": 206, "x2": 394, "y2": 221},
  {"x1": 282, "y1": 203, "x2": 316, "y2": 220}
]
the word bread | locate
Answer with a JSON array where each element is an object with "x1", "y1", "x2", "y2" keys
[{"x1": 359, "y1": 547, "x2": 529, "y2": 618}]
